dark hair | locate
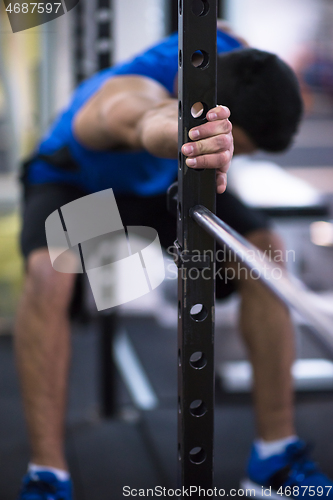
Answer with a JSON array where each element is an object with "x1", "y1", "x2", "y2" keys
[{"x1": 217, "y1": 48, "x2": 303, "y2": 152}]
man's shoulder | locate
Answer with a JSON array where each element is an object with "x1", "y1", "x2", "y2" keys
[{"x1": 217, "y1": 20, "x2": 248, "y2": 51}]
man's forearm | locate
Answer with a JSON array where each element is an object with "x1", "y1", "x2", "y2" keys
[
  {"x1": 73, "y1": 76, "x2": 174, "y2": 152},
  {"x1": 138, "y1": 100, "x2": 178, "y2": 158}
]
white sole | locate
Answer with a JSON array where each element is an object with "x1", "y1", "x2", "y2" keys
[{"x1": 240, "y1": 478, "x2": 289, "y2": 499}]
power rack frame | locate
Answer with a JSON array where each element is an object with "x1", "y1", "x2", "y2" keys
[{"x1": 177, "y1": 0, "x2": 217, "y2": 491}]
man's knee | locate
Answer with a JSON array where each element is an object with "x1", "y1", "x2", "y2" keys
[
  {"x1": 221, "y1": 229, "x2": 286, "y2": 291},
  {"x1": 215, "y1": 228, "x2": 287, "y2": 297},
  {"x1": 24, "y1": 249, "x2": 76, "y2": 314},
  {"x1": 239, "y1": 229, "x2": 286, "y2": 296},
  {"x1": 246, "y1": 229, "x2": 286, "y2": 262}
]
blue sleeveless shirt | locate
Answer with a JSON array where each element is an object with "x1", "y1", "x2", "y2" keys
[{"x1": 27, "y1": 31, "x2": 242, "y2": 196}]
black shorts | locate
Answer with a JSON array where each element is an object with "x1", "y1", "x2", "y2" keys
[{"x1": 20, "y1": 183, "x2": 270, "y2": 299}]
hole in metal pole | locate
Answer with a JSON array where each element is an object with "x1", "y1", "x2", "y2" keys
[
  {"x1": 191, "y1": 0, "x2": 209, "y2": 16},
  {"x1": 189, "y1": 351, "x2": 207, "y2": 369},
  {"x1": 178, "y1": 443, "x2": 181, "y2": 460},
  {"x1": 179, "y1": 0, "x2": 182, "y2": 15},
  {"x1": 190, "y1": 304, "x2": 208, "y2": 322},
  {"x1": 178, "y1": 348, "x2": 181, "y2": 366},
  {"x1": 191, "y1": 50, "x2": 209, "y2": 69},
  {"x1": 189, "y1": 446, "x2": 207, "y2": 464},
  {"x1": 179, "y1": 151, "x2": 182, "y2": 170},
  {"x1": 190, "y1": 399, "x2": 207, "y2": 417},
  {"x1": 179, "y1": 100, "x2": 182, "y2": 118},
  {"x1": 178, "y1": 396, "x2": 181, "y2": 414},
  {"x1": 179, "y1": 49, "x2": 182, "y2": 68},
  {"x1": 178, "y1": 201, "x2": 182, "y2": 220},
  {"x1": 191, "y1": 102, "x2": 207, "y2": 119}
]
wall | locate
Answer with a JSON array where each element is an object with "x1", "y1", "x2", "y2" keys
[
  {"x1": 224, "y1": 0, "x2": 321, "y2": 64},
  {"x1": 113, "y1": 0, "x2": 167, "y2": 63}
]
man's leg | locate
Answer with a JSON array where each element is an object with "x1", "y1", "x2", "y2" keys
[
  {"x1": 236, "y1": 229, "x2": 295, "y2": 441},
  {"x1": 215, "y1": 193, "x2": 333, "y2": 493},
  {"x1": 16, "y1": 183, "x2": 87, "y2": 472},
  {"x1": 215, "y1": 190, "x2": 295, "y2": 440},
  {"x1": 15, "y1": 249, "x2": 76, "y2": 469}
]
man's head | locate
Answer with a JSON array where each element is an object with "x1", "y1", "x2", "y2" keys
[{"x1": 217, "y1": 48, "x2": 303, "y2": 154}]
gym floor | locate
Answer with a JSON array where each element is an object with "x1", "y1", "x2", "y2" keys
[{"x1": 0, "y1": 113, "x2": 333, "y2": 500}]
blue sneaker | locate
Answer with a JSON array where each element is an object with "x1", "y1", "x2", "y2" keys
[
  {"x1": 18, "y1": 471, "x2": 73, "y2": 500},
  {"x1": 241, "y1": 440, "x2": 333, "y2": 498}
]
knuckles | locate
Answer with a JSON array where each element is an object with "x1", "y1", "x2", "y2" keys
[
  {"x1": 194, "y1": 140, "x2": 203, "y2": 155},
  {"x1": 185, "y1": 119, "x2": 234, "y2": 166},
  {"x1": 191, "y1": 117, "x2": 232, "y2": 141},
  {"x1": 218, "y1": 150, "x2": 232, "y2": 169},
  {"x1": 212, "y1": 118, "x2": 232, "y2": 135},
  {"x1": 192, "y1": 131, "x2": 233, "y2": 156},
  {"x1": 216, "y1": 133, "x2": 230, "y2": 150},
  {"x1": 217, "y1": 150, "x2": 230, "y2": 167},
  {"x1": 194, "y1": 150, "x2": 231, "y2": 169}
]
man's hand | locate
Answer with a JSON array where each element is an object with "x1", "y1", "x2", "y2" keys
[
  {"x1": 74, "y1": 76, "x2": 233, "y2": 194},
  {"x1": 181, "y1": 105, "x2": 233, "y2": 194}
]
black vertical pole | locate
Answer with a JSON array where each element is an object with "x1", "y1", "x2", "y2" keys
[
  {"x1": 218, "y1": 0, "x2": 226, "y2": 18},
  {"x1": 170, "y1": 0, "x2": 179, "y2": 33},
  {"x1": 73, "y1": 0, "x2": 85, "y2": 84},
  {"x1": 96, "y1": 0, "x2": 113, "y2": 71},
  {"x1": 171, "y1": 0, "x2": 223, "y2": 33},
  {"x1": 177, "y1": 0, "x2": 217, "y2": 492},
  {"x1": 73, "y1": 0, "x2": 113, "y2": 85},
  {"x1": 99, "y1": 312, "x2": 117, "y2": 417},
  {"x1": 95, "y1": 0, "x2": 116, "y2": 419}
]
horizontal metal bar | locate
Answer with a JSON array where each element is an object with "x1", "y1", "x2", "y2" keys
[
  {"x1": 191, "y1": 205, "x2": 333, "y2": 354},
  {"x1": 219, "y1": 359, "x2": 333, "y2": 393}
]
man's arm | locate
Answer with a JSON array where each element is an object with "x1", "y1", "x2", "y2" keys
[{"x1": 73, "y1": 75, "x2": 233, "y2": 193}]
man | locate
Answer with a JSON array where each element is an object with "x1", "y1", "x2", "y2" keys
[{"x1": 16, "y1": 26, "x2": 332, "y2": 499}]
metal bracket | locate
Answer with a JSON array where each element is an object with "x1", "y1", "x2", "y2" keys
[{"x1": 167, "y1": 181, "x2": 178, "y2": 217}]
